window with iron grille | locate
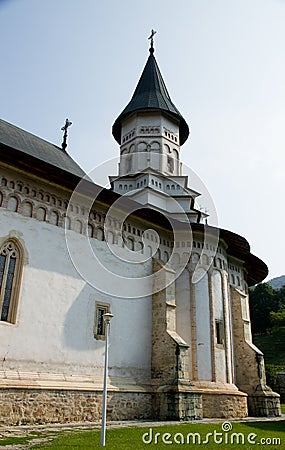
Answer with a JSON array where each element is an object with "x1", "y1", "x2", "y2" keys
[
  {"x1": 0, "y1": 240, "x2": 23, "y2": 324},
  {"x1": 94, "y1": 302, "x2": 110, "y2": 340}
]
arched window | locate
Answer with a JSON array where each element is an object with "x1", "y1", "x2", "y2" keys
[
  {"x1": 126, "y1": 237, "x2": 134, "y2": 251},
  {"x1": 49, "y1": 211, "x2": 59, "y2": 226},
  {"x1": 138, "y1": 142, "x2": 147, "y2": 152},
  {"x1": 95, "y1": 227, "x2": 104, "y2": 241},
  {"x1": 163, "y1": 251, "x2": 169, "y2": 262},
  {"x1": 167, "y1": 156, "x2": 174, "y2": 173},
  {"x1": 107, "y1": 231, "x2": 114, "y2": 244},
  {"x1": 36, "y1": 207, "x2": 46, "y2": 221},
  {"x1": 0, "y1": 240, "x2": 23, "y2": 323},
  {"x1": 173, "y1": 149, "x2": 179, "y2": 160},
  {"x1": 7, "y1": 196, "x2": 18, "y2": 212},
  {"x1": 22, "y1": 201, "x2": 33, "y2": 217},
  {"x1": 74, "y1": 219, "x2": 82, "y2": 233}
]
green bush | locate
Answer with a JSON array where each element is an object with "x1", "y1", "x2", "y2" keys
[{"x1": 266, "y1": 364, "x2": 285, "y2": 392}]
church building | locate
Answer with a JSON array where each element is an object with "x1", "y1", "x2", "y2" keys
[{"x1": 0, "y1": 38, "x2": 280, "y2": 425}]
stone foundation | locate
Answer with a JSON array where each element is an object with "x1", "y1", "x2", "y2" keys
[
  {"x1": 1, "y1": 387, "x2": 280, "y2": 424},
  {"x1": 202, "y1": 392, "x2": 248, "y2": 418},
  {"x1": 153, "y1": 389, "x2": 202, "y2": 421},
  {"x1": 248, "y1": 389, "x2": 281, "y2": 417},
  {"x1": 0, "y1": 389, "x2": 153, "y2": 426},
  {"x1": 0, "y1": 383, "x2": 280, "y2": 424}
]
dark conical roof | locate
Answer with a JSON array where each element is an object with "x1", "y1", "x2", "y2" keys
[{"x1": 112, "y1": 49, "x2": 189, "y2": 145}]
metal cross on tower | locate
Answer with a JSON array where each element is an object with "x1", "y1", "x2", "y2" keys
[
  {"x1": 148, "y1": 29, "x2": 157, "y2": 53},
  {"x1": 61, "y1": 118, "x2": 72, "y2": 152}
]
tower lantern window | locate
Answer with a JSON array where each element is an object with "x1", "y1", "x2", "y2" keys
[{"x1": 167, "y1": 156, "x2": 174, "y2": 173}]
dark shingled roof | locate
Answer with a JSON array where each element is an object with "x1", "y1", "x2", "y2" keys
[
  {"x1": 112, "y1": 50, "x2": 189, "y2": 146},
  {"x1": 0, "y1": 118, "x2": 86, "y2": 179}
]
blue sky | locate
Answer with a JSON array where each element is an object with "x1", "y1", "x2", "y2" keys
[{"x1": 1, "y1": 0, "x2": 284, "y2": 280}]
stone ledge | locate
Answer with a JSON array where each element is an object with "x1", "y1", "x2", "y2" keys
[
  {"x1": 0, "y1": 371, "x2": 151, "y2": 393},
  {"x1": 154, "y1": 384, "x2": 247, "y2": 397}
]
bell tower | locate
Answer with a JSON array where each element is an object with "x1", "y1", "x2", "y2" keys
[{"x1": 110, "y1": 33, "x2": 205, "y2": 224}]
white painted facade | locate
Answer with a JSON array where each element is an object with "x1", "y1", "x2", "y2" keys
[
  {"x1": 0, "y1": 177, "x2": 247, "y2": 388},
  {"x1": 195, "y1": 273, "x2": 212, "y2": 381},
  {"x1": 0, "y1": 208, "x2": 153, "y2": 380},
  {"x1": 0, "y1": 43, "x2": 279, "y2": 422}
]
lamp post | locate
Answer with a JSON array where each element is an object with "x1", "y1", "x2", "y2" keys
[{"x1": 100, "y1": 312, "x2": 114, "y2": 447}]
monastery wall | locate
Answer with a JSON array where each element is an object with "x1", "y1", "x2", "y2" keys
[
  {"x1": 0, "y1": 165, "x2": 276, "y2": 421},
  {"x1": 0, "y1": 207, "x2": 153, "y2": 380},
  {"x1": 0, "y1": 165, "x2": 248, "y2": 386}
]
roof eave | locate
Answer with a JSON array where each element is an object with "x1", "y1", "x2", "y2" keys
[{"x1": 0, "y1": 143, "x2": 83, "y2": 191}]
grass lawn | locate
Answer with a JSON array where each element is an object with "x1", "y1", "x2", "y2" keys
[{"x1": 1, "y1": 421, "x2": 283, "y2": 449}]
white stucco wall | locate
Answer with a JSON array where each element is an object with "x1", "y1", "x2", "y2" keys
[
  {"x1": 175, "y1": 269, "x2": 191, "y2": 345},
  {"x1": 195, "y1": 273, "x2": 212, "y2": 381},
  {"x1": 119, "y1": 113, "x2": 180, "y2": 177},
  {"x1": 0, "y1": 210, "x2": 152, "y2": 379},
  {"x1": 212, "y1": 270, "x2": 227, "y2": 383}
]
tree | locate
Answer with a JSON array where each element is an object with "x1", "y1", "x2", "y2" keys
[
  {"x1": 275, "y1": 285, "x2": 285, "y2": 310},
  {"x1": 249, "y1": 283, "x2": 279, "y2": 335},
  {"x1": 270, "y1": 307, "x2": 285, "y2": 328}
]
